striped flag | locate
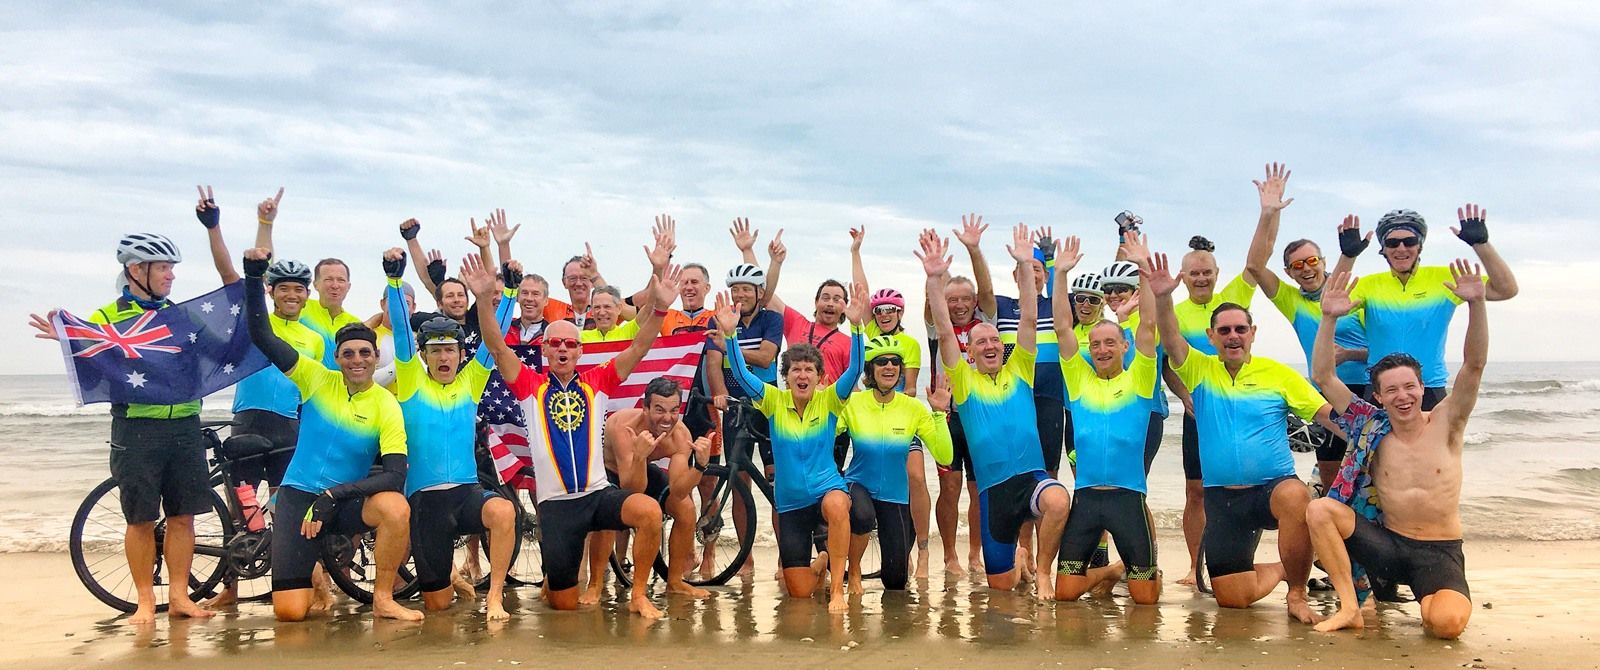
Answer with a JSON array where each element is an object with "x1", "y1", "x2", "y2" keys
[{"x1": 483, "y1": 332, "x2": 706, "y2": 490}]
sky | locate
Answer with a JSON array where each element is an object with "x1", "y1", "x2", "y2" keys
[{"x1": 3, "y1": 1, "x2": 1598, "y2": 375}]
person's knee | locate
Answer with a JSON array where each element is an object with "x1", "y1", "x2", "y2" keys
[
  {"x1": 1272, "y1": 480, "x2": 1312, "y2": 514},
  {"x1": 1055, "y1": 576, "x2": 1089, "y2": 601},
  {"x1": 1305, "y1": 497, "x2": 1347, "y2": 530},
  {"x1": 547, "y1": 587, "x2": 580, "y2": 610},
  {"x1": 1210, "y1": 577, "x2": 1254, "y2": 608},
  {"x1": 1038, "y1": 486, "x2": 1070, "y2": 520},
  {"x1": 1424, "y1": 592, "x2": 1472, "y2": 639},
  {"x1": 666, "y1": 495, "x2": 695, "y2": 524},
  {"x1": 822, "y1": 490, "x2": 851, "y2": 522},
  {"x1": 164, "y1": 514, "x2": 195, "y2": 530},
  {"x1": 273, "y1": 592, "x2": 310, "y2": 621},
  {"x1": 482, "y1": 498, "x2": 515, "y2": 530},
  {"x1": 623, "y1": 495, "x2": 663, "y2": 531},
  {"x1": 368, "y1": 491, "x2": 410, "y2": 527}
]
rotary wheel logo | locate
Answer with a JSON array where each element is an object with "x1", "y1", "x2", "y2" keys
[{"x1": 549, "y1": 390, "x2": 585, "y2": 431}]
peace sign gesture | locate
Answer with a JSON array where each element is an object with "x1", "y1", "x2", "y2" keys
[
  {"x1": 257, "y1": 187, "x2": 285, "y2": 225},
  {"x1": 195, "y1": 185, "x2": 220, "y2": 229}
]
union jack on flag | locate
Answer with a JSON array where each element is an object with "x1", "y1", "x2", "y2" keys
[
  {"x1": 51, "y1": 281, "x2": 268, "y2": 407},
  {"x1": 481, "y1": 332, "x2": 707, "y2": 491}
]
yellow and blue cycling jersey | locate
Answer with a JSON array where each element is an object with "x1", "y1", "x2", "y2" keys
[
  {"x1": 1061, "y1": 351, "x2": 1159, "y2": 494},
  {"x1": 279, "y1": 352, "x2": 408, "y2": 495},
  {"x1": 839, "y1": 392, "x2": 952, "y2": 504},
  {"x1": 1172, "y1": 351, "x2": 1326, "y2": 488},
  {"x1": 1347, "y1": 266, "x2": 1471, "y2": 388},
  {"x1": 233, "y1": 313, "x2": 323, "y2": 418},
  {"x1": 729, "y1": 327, "x2": 864, "y2": 513},
  {"x1": 945, "y1": 345, "x2": 1045, "y2": 492},
  {"x1": 1173, "y1": 272, "x2": 1256, "y2": 355},
  {"x1": 388, "y1": 280, "x2": 516, "y2": 496},
  {"x1": 1266, "y1": 283, "x2": 1368, "y2": 387},
  {"x1": 300, "y1": 298, "x2": 363, "y2": 369}
]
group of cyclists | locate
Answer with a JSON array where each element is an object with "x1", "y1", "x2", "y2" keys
[{"x1": 31, "y1": 162, "x2": 1515, "y2": 639}]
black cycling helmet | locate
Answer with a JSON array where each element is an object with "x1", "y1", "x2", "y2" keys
[
  {"x1": 1375, "y1": 209, "x2": 1427, "y2": 243},
  {"x1": 417, "y1": 316, "x2": 465, "y2": 348}
]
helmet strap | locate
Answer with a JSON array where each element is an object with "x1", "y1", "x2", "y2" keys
[{"x1": 123, "y1": 265, "x2": 167, "y2": 307}]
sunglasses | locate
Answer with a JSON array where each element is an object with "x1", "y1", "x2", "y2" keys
[
  {"x1": 1383, "y1": 236, "x2": 1420, "y2": 249},
  {"x1": 1286, "y1": 256, "x2": 1323, "y2": 272},
  {"x1": 1212, "y1": 325, "x2": 1251, "y2": 336},
  {"x1": 339, "y1": 347, "x2": 376, "y2": 360},
  {"x1": 1072, "y1": 294, "x2": 1103, "y2": 305},
  {"x1": 1103, "y1": 285, "x2": 1134, "y2": 295},
  {"x1": 545, "y1": 337, "x2": 580, "y2": 350},
  {"x1": 873, "y1": 305, "x2": 901, "y2": 315},
  {"x1": 869, "y1": 355, "x2": 904, "y2": 368}
]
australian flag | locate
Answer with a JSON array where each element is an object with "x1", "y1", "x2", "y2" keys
[{"x1": 52, "y1": 281, "x2": 268, "y2": 406}]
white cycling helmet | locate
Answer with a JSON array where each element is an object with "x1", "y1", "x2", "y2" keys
[
  {"x1": 1069, "y1": 272, "x2": 1104, "y2": 297},
  {"x1": 725, "y1": 263, "x2": 766, "y2": 288},
  {"x1": 1101, "y1": 260, "x2": 1140, "y2": 288},
  {"x1": 115, "y1": 233, "x2": 182, "y2": 266}
]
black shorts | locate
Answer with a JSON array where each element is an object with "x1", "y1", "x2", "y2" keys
[
  {"x1": 1036, "y1": 396, "x2": 1068, "y2": 473},
  {"x1": 410, "y1": 484, "x2": 501, "y2": 593},
  {"x1": 778, "y1": 501, "x2": 832, "y2": 569},
  {"x1": 108, "y1": 415, "x2": 213, "y2": 524},
  {"x1": 723, "y1": 402, "x2": 774, "y2": 471},
  {"x1": 231, "y1": 409, "x2": 298, "y2": 488},
  {"x1": 537, "y1": 488, "x2": 634, "y2": 591},
  {"x1": 1345, "y1": 514, "x2": 1469, "y2": 600},
  {"x1": 1142, "y1": 411, "x2": 1164, "y2": 475},
  {"x1": 978, "y1": 470, "x2": 1065, "y2": 575},
  {"x1": 938, "y1": 411, "x2": 977, "y2": 482},
  {"x1": 1058, "y1": 487, "x2": 1157, "y2": 579},
  {"x1": 846, "y1": 483, "x2": 912, "y2": 590},
  {"x1": 1202, "y1": 476, "x2": 1297, "y2": 578},
  {"x1": 605, "y1": 464, "x2": 671, "y2": 501},
  {"x1": 832, "y1": 430, "x2": 851, "y2": 471},
  {"x1": 1181, "y1": 413, "x2": 1202, "y2": 480},
  {"x1": 271, "y1": 486, "x2": 375, "y2": 591}
]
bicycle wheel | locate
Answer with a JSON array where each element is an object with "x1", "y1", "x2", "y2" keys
[
  {"x1": 858, "y1": 528, "x2": 883, "y2": 580},
  {"x1": 320, "y1": 530, "x2": 420, "y2": 604},
  {"x1": 507, "y1": 489, "x2": 544, "y2": 588},
  {"x1": 681, "y1": 464, "x2": 756, "y2": 587},
  {"x1": 70, "y1": 477, "x2": 232, "y2": 613}
]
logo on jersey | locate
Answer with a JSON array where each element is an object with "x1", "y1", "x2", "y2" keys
[{"x1": 549, "y1": 390, "x2": 586, "y2": 431}]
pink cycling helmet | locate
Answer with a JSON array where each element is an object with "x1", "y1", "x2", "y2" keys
[{"x1": 870, "y1": 288, "x2": 906, "y2": 310}]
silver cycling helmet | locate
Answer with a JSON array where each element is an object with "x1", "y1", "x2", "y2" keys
[
  {"x1": 115, "y1": 233, "x2": 182, "y2": 266},
  {"x1": 265, "y1": 259, "x2": 313, "y2": 287},
  {"x1": 1101, "y1": 260, "x2": 1141, "y2": 288},
  {"x1": 725, "y1": 263, "x2": 767, "y2": 288},
  {"x1": 1069, "y1": 272, "x2": 1104, "y2": 297}
]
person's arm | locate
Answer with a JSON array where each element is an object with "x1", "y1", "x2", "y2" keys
[
  {"x1": 717, "y1": 294, "x2": 769, "y2": 401},
  {"x1": 953, "y1": 214, "x2": 998, "y2": 318},
  {"x1": 242, "y1": 249, "x2": 298, "y2": 373},
  {"x1": 918, "y1": 231, "x2": 961, "y2": 370},
  {"x1": 1311, "y1": 272, "x2": 1360, "y2": 414},
  {"x1": 1453, "y1": 204, "x2": 1518, "y2": 301},
  {"x1": 849, "y1": 225, "x2": 869, "y2": 290},
  {"x1": 611, "y1": 420, "x2": 653, "y2": 493},
  {"x1": 1049, "y1": 235, "x2": 1084, "y2": 358},
  {"x1": 252, "y1": 188, "x2": 283, "y2": 254},
  {"x1": 741, "y1": 321, "x2": 780, "y2": 369},
  {"x1": 383, "y1": 249, "x2": 416, "y2": 365},
  {"x1": 194, "y1": 185, "x2": 241, "y2": 284},
  {"x1": 1331, "y1": 215, "x2": 1362, "y2": 277},
  {"x1": 1145, "y1": 249, "x2": 1190, "y2": 368},
  {"x1": 705, "y1": 346, "x2": 730, "y2": 406},
  {"x1": 397, "y1": 219, "x2": 439, "y2": 298},
  {"x1": 1134, "y1": 275, "x2": 1157, "y2": 359},
  {"x1": 1005, "y1": 225, "x2": 1039, "y2": 354},
  {"x1": 1245, "y1": 164, "x2": 1293, "y2": 299},
  {"x1": 666, "y1": 426, "x2": 712, "y2": 494},
  {"x1": 918, "y1": 383, "x2": 955, "y2": 467},
  {"x1": 628, "y1": 214, "x2": 677, "y2": 308},
  {"x1": 763, "y1": 230, "x2": 789, "y2": 315},
  {"x1": 467, "y1": 255, "x2": 524, "y2": 386},
  {"x1": 610, "y1": 267, "x2": 679, "y2": 379},
  {"x1": 474, "y1": 263, "x2": 521, "y2": 369},
  {"x1": 1442, "y1": 259, "x2": 1489, "y2": 438},
  {"x1": 834, "y1": 282, "x2": 870, "y2": 401}
]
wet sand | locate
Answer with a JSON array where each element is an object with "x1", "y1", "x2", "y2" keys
[{"x1": 9, "y1": 536, "x2": 1597, "y2": 669}]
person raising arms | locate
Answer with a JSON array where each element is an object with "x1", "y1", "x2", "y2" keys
[{"x1": 249, "y1": 189, "x2": 359, "y2": 369}]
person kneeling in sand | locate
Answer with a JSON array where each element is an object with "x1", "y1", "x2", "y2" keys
[{"x1": 1306, "y1": 263, "x2": 1486, "y2": 639}]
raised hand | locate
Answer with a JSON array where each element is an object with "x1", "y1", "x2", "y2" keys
[
  {"x1": 651, "y1": 264, "x2": 682, "y2": 307},
  {"x1": 28, "y1": 311, "x2": 60, "y2": 341},
  {"x1": 691, "y1": 434, "x2": 713, "y2": 467},
  {"x1": 1004, "y1": 223, "x2": 1033, "y2": 263},
  {"x1": 729, "y1": 217, "x2": 759, "y2": 252},
  {"x1": 465, "y1": 218, "x2": 491, "y2": 250},
  {"x1": 242, "y1": 247, "x2": 272, "y2": 277},
  {"x1": 1454, "y1": 203, "x2": 1490, "y2": 245},
  {"x1": 580, "y1": 242, "x2": 599, "y2": 279},
  {"x1": 954, "y1": 214, "x2": 987, "y2": 249},
  {"x1": 400, "y1": 218, "x2": 421, "y2": 241},
  {"x1": 1254, "y1": 162, "x2": 1293, "y2": 213},
  {"x1": 712, "y1": 291, "x2": 739, "y2": 337},
  {"x1": 1053, "y1": 235, "x2": 1083, "y2": 273},
  {"x1": 767, "y1": 229, "x2": 787, "y2": 264},
  {"x1": 1113, "y1": 289, "x2": 1141, "y2": 321},
  {"x1": 501, "y1": 259, "x2": 524, "y2": 289},
  {"x1": 1032, "y1": 226, "x2": 1055, "y2": 261},
  {"x1": 1338, "y1": 214, "x2": 1371, "y2": 258},
  {"x1": 928, "y1": 374, "x2": 953, "y2": 412},
  {"x1": 425, "y1": 249, "x2": 446, "y2": 286},
  {"x1": 1321, "y1": 271, "x2": 1361, "y2": 317},
  {"x1": 849, "y1": 226, "x2": 865, "y2": 253},
  {"x1": 915, "y1": 232, "x2": 953, "y2": 277},
  {"x1": 195, "y1": 185, "x2": 220, "y2": 229},
  {"x1": 487, "y1": 209, "x2": 519, "y2": 245},
  {"x1": 844, "y1": 281, "x2": 870, "y2": 326},
  {"x1": 1443, "y1": 258, "x2": 1486, "y2": 303},
  {"x1": 382, "y1": 247, "x2": 407, "y2": 278},
  {"x1": 646, "y1": 214, "x2": 676, "y2": 269},
  {"x1": 1120, "y1": 231, "x2": 1152, "y2": 266},
  {"x1": 459, "y1": 254, "x2": 498, "y2": 298},
  {"x1": 1146, "y1": 252, "x2": 1180, "y2": 297}
]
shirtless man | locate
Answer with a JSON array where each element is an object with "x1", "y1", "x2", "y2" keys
[
  {"x1": 1306, "y1": 263, "x2": 1487, "y2": 639},
  {"x1": 600, "y1": 378, "x2": 716, "y2": 599}
]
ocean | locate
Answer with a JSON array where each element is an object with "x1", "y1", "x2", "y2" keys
[{"x1": 2, "y1": 361, "x2": 1598, "y2": 552}]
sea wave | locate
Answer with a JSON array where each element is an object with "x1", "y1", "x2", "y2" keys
[
  {"x1": 1481, "y1": 379, "x2": 1600, "y2": 397},
  {"x1": 0, "y1": 403, "x2": 103, "y2": 418},
  {"x1": 1480, "y1": 408, "x2": 1596, "y2": 424}
]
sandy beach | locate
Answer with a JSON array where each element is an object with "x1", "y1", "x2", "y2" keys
[{"x1": 8, "y1": 535, "x2": 1596, "y2": 670}]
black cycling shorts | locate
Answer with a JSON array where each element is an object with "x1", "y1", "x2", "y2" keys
[
  {"x1": 109, "y1": 415, "x2": 212, "y2": 524},
  {"x1": 1202, "y1": 476, "x2": 1297, "y2": 578},
  {"x1": 232, "y1": 409, "x2": 299, "y2": 488},
  {"x1": 1345, "y1": 514, "x2": 1469, "y2": 600},
  {"x1": 1181, "y1": 413, "x2": 1202, "y2": 480},
  {"x1": 978, "y1": 470, "x2": 1066, "y2": 576},
  {"x1": 1035, "y1": 396, "x2": 1068, "y2": 473},
  {"x1": 1142, "y1": 412, "x2": 1164, "y2": 475},
  {"x1": 410, "y1": 484, "x2": 502, "y2": 594},
  {"x1": 1058, "y1": 487, "x2": 1156, "y2": 580},
  {"x1": 846, "y1": 483, "x2": 913, "y2": 590},
  {"x1": 605, "y1": 463, "x2": 670, "y2": 501},
  {"x1": 537, "y1": 487, "x2": 634, "y2": 592},
  {"x1": 937, "y1": 411, "x2": 977, "y2": 482},
  {"x1": 271, "y1": 486, "x2": 374, "y2": 591}
]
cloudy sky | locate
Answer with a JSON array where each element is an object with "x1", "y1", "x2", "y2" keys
[{"x1": 4, "y1": 2, "x2": 1597, "y2": 375}]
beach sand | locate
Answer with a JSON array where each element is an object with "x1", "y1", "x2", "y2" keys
[{"x1": 7, "y1": 536, "x2": 1597, "y2": 669}]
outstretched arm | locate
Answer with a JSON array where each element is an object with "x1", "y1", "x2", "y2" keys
[
  {"x1": 715, "y1": 292, "x2": 768, "y2": 401},
  {"x1": 1443, "y1": 259, "x2": 1489, "y2": 438},
  {"x1": 242, "y1": 249, "x2": 298, "y2": 373},
  {"x1": 954, "y1": 214, "x2": 998, "y2": 318},
  {"x1": 1145, "y1": 249, "x2": 1190, "y2": 368},
  {"x1": 1006, "y1": 224, "x2": 1039, "y2": 354},
  {"x1": 1312, "y1": 272, "x2": 1360, "y2": 414},
  {"x1": 466, "y1": 255, "x2": 524, "y2": 386},
  {"x1": 1245, "y1": 163, "x2": 1293, "y2": 299},
  {"x1": 252, "y1": 188, "x2": 283, "y2": 254},
  {"x1": 610, "y1": 266, "x2": 679, "y2": 379},
  {"x1": 918, "y1": 230, "x2": 961, "y2": 369},
  {"x1": 919, "y1": 377, "x2": 955, "y2": 466},
  {"x1": 834, "y1": 281, "x2": 870, "y2": 401},
  {"x1": 1455, "y1": 204, "x2": 1518, "y2": 301},
  {"x1": 764, "y1": 229, "x2": 789, "y2": 315},
  {"x1": 850, "y1": 226, "x2": 868, "y2": 292},
  {"x1": 195, "y1": 185, "x2": 241, "y2": 284},
  {"x1": 1049, "y1": 235, "x2": 1085, "y2": 357},
  {"x1": 1122, "y1": 234, "x2": 1160, "y2": 359}
]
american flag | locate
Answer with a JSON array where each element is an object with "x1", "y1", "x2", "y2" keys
[
  {"x1": 481, "y1": 332, "x2": 706, "y2": 490},
  {"x1": 51, "y1": 281, "x2": 268, "y2": 406}
]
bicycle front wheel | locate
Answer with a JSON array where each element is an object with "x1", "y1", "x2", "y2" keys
[
  {"x1": 69, "y1": 477, "x2": 232, "y2": 613},
  {"x1": 321, "y1": 530, "x2": 419, "y2": 604},
  {"x1": 681, "y1": 464, "x2": 756, "y2": 587}
]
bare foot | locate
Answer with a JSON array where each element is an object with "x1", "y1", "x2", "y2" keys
[
  {"x1": 486, "y1": 597, "x2": 511, "y2": 622},
  {"x1": 1017, "y1": 548, "x2": 1036, "y2": 585},
  {"x1": 372, "y1": 597, "x2": 424, "y2": 621},
  {"x1": 1177, "y1": 570, "x2": 1197, "y2": 586},
  {"x1": 309, "y1": 582, "x2": 334, "y2": 612},
  {"x1": 944, "y1": 558, "x2": 966, "y2": 577},
  {"x1": 968, "y1": 551, "x2": 985, "y2": 574},
  {"x1": 915, "y1": 549, "x2": 931, "y2": 580},
  {"x1": 628, "y1": 593, "x2": 663, "y2": 619},
  {"x1": 1286, "y1": 591, "x2": 1320, "y2": 625},
  {"x1": 1361, "y1": 596, "x2": 1378, "y2": 614},
  {"x1": 666, "y1": 581, "x2": 712, "y2": 599},
  {"x1": 1313, "y1": 605, "x2": 1363, "y2": 632},
  {"x1": 828, "y1": 593, "x2": 848, "y2": 614},
  {"x1": 737, "y1": 556, "x2": 755, "y2": 578},
  {"x1": 127, "y1": 603, "x2": 158, "y2": 626},
  {"x1": 847, "y1": 574, "x2": 864, "y2": 595},
  {"x1": 1034, "y1": 579, "x2": 1054, "y2": 603},
  {"x1": 201, "y1": 587, "x2": 238, "y2": 610},
  {"x1": 168, "y1": 597, "x2": 215, "y2": 619},
  {"x1": 578, "y1": 586, "x2": 602, "y2": 606},
  {"x1": 452, "y1": 572, "x2": 478, "y2": 603}
]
